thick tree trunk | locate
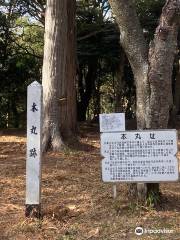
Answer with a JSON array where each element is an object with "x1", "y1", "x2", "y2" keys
[
  {"x1": 60, "y1": 0, "x2": 77, "y2": 138},
  {"x1": 146, "y1": 1, "x2": 179, "y2": 129},
  {"x1": 174, "y1": 69, "x2": 180, "y2": 114},
  {"x1": 42, "y1": 0, "x2": 77, "y2": 152},
  {"x1": 145, "y1": 1, "x2": 179, "y2": 200},
  {"x1": 109, "y1": 0, "x2": 180, "y2": 203},
  {"x1": 109, "y1": 0, "x2": 149, "y2": 129}
]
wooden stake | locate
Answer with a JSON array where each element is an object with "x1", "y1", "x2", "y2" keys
[{"x1": 113, "y1": 184, "x2": 117, "y2": 199}]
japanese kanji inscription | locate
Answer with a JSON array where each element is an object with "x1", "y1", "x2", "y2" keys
[
  {"x1": 101, "y1": 130, "x2": 179, "y2": 182},
  {"x1": 26, "y1": 81, "x2": 42, "y2": 210}
]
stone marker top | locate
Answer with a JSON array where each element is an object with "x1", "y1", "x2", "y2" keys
[{"x1": 28, "y1": 81, "x2": 42, "y2": 88}]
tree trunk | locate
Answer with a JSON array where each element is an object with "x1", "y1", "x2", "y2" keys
[
  {"x1": 42, "y1": 0, "x2": 77, "y2": 152},
  {"x1": 109, "y1": 0, "x2": 180, "y2": 203},
  {"x1": 93, "y1": 78, "x2": 101, "y2": 121},
  {"x1": 77, "y1": 58, "x2": 98, "y2": 121},
  {"x1": 146, "y1": 1, "x2": 179, "y2": 130},
  {"x1": 144, "y1": 0, "x2": 179, "y2": 201},
  {"x1": 109, "y1": 0, "x2": 149, "y2": 128},
  {"x1": 115, "y1": 49, "x2": 125, "y2": 113},
  {"x1": 11, "y1": 96, "x2": 19, "y2": 128},
  {"x1": 174, "y1": 62, "x2": 180, "y2": 114}
]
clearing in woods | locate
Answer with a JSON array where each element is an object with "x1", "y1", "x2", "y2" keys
[{"x1": 0, "y1": 124, "x2": 180, "y2": 240}]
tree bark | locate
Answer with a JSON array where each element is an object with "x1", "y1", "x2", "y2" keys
[
  {"x1": 145, "y1": 0, "x2": 179, "y2": 200},
  {"x1": 77, "y1": 58, "x2": 98, "y2": 121},
  {"x1": 174, "y1": 66, "x2": 180, "y2": 114},
  {"x1": 42, "y1": 0, "x2": 77, "y2": 152},
  {"x1": 109, "y1": 0, "x2": 149, "y2": 129},
  {"x1": 109, "y1": 0, "x2": 180, "y2": 203},
  {"x1": 115, "y1": 49, "x2": 125, "y2": 113},
  {"x1": 93, "y1": 78, "x2": 101, "y2": 120},
  {"x1": 146, "y1": 0, "x2": 179, "y2": 129}
]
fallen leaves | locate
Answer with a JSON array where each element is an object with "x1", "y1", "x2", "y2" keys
[{"x1": 0, "y1": 128, "x2": 179, "y2": 240}]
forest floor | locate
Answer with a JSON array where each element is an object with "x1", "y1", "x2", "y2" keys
[{"x1": 0, "y1": 123, "x2": 180, "y2": 240}]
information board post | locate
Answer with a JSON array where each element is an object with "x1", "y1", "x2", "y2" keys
[{"x1": 25, "y1": 81, "x2": 42, "y2": 218}]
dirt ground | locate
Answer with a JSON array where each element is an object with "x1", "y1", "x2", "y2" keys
[{"x1": 0, "y1": 124, "x2": 180, "y2": 240}]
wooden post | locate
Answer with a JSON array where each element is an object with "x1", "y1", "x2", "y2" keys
[
  {"x1": 25, "y1": 81, "x2": 42, "y2": 218},
  {"x1": 113, "y1": 184, "x2": 117, "y2": 199}
]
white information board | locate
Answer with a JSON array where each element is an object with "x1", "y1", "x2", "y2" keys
[
  {"x1": 99, "y1": 113, "x2": 125, "y2": 132},
  {"x1": 26, "y1": 81, "x2": 42, "y2": 205},
  {"x1": 101, "y1": 130, "x2": 179, "y2": 182}
]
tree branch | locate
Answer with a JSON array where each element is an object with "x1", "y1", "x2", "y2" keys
[{"x1": 108, "y1": 0, "x2": 148, "y2": 73}]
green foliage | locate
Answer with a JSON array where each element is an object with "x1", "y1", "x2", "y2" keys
[
  {"x1": 77, "y1": 0, "x2": 122, "y2": 120},
  {"x1": 146, "y1": 190, "x2": 161, "y2": 207},
  {"x1": 0, "y1": 3, "x2": 43, "y2": 128},
  {"x1": 16, "y1": 17, "x2": 44, "y2": 55},
  {"x1": 77, "y1": 0, "x2": 119, "y2": 61},
  {"x1": 0, "y1": 0, "x2": 169, "y2": 126},
  {"x1": 136, "y1": 0, "x2": 166, "y2": 40}
]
